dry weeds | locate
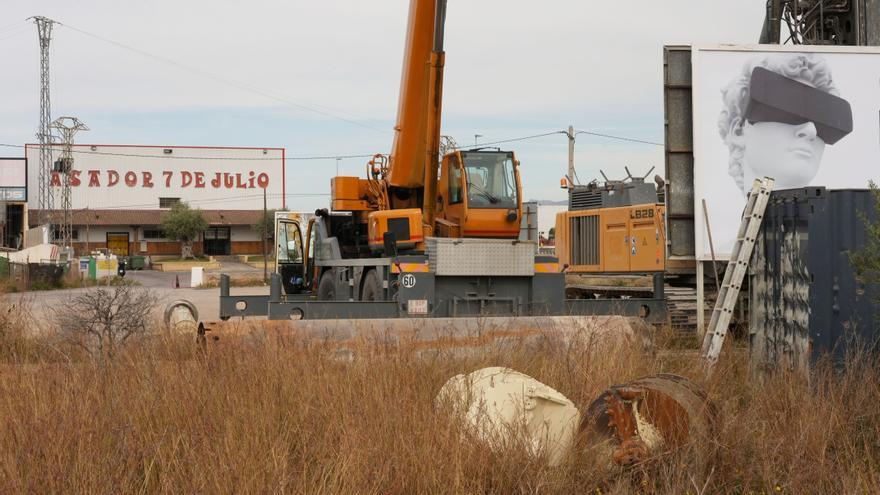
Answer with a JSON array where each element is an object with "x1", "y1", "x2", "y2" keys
[{"x1": 0, "y1": 306, "x2": 878, "y2": 494}]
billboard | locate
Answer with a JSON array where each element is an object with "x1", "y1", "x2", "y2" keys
[
  {"x1": 0, "y1": 158, "x2": 27, "y2": 202},
  {"x1": 24, "y1": 144, "x2": 285, "y2": 211},
  {"x1": 692, "y1": 44, "x2": 880, "y2": 260}
]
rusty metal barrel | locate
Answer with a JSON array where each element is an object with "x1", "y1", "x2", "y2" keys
[{"x1": 581, "y1": 373, "x2": 716, "y2": 465}]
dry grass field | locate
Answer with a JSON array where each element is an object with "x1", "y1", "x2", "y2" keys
[{"x1": 0, "y1": 299, "x2": 878, "y2": 494}]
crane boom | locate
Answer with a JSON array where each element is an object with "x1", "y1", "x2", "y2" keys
[{"x1": 387, "y1": 0, "x2": 447, "y2": 190}]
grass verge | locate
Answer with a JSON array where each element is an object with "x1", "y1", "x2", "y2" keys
[{"x1": 0, "y1": 312, "x2": 877, "y2": 492}]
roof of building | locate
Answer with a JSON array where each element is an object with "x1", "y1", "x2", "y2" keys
[{"x1": 29, "y1": 209, "x2": 264, "y2": 227}]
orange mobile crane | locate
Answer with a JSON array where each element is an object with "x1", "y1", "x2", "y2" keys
[
  {"x1": 215, "y1": 0, "x2": 666, "y2": 324},
  {"x1": 330, "y1": 0, "x2": 521, "y2": 252}
]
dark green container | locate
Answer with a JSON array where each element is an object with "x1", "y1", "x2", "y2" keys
[{"x1": 127, "y1": 256, "x2": 146, "y2": 270}]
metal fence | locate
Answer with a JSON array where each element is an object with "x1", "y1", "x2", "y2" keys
[{"x1": 0, "y1": 257, "x2": 65, "y2": 290}]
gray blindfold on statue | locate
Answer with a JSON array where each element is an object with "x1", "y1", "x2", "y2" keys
[{"x1": 745, "y1": 66, "x2": 853, "y2": 145}]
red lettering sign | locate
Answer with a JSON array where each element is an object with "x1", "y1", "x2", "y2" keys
[
  {"x1": 124, "y1": 171, "x2": 137, "y2": 187},
  {"x1": 61, "y1": 169, "x2": 273, "y2": 190}
]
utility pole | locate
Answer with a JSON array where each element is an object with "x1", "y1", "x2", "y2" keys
[
  {"x1": 85, "y1": 207, "x2": 90, "y2": 255},
  {"x1": 566, "y1": 125, "x2": 575, "y2": 188},
  {"x1": 49, "y1": 117, "x2": 88, "y2": 253},
  {"x1": 262, "y1": 186, "x2": 268, "y2": 283},
  {"x1": 474, "y1": 134, "x2": 482, "y2": 147},
  {"x1": 32, "y1": 16, "x2": 55, "y2": 228}
]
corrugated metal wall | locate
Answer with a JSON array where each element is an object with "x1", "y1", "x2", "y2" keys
[
  {"x1": 663, "y1": 46, "x2": 695, "y2": 266},
  {"x1": 750, "y1": 188, "x2": 879, "y2": 375},
  {"x1": 869, "y1": 0, "x2": 880, "y2": 45}
]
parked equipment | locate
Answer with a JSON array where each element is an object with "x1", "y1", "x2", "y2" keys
[
  {"x1": 214, "y1": 0, "x2": 666, "y2": 326},
  {"x1": 554, "y1": 168, "x2": 666, "y2": 301}
]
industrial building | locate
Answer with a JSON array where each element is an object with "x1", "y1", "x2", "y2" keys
[
  {"x1": 0, "y1": 157, "x2": 28, "y2": 250},
  {"x1": 23, "y1": 144, "x2": 285, "y2": 257}
]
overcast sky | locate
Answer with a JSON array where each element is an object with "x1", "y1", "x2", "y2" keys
[{"x1": 0, "y1": 1, "x2": 767, "y2": 211}]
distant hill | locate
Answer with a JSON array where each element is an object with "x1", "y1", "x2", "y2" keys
[{"x1": 529, "y1": 199, "x2": 567, "y2": 206}]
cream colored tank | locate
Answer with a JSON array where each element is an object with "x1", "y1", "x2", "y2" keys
[{"x1": 436, "y1": 366, "x2": 580, "y2": 467}]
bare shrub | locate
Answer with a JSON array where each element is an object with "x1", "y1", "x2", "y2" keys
[
  {"x1": 0, "y1": 295, "x2": 38, "y2": 360},
  {"x1": 52, "y1": 285, "x2": 158, "y2": 360}
]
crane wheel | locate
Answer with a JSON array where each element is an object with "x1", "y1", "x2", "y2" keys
[
  {"x1": 361, "y1": 269, "x2": 382, "y2": 302},
  {"x1": 317, "y1": 271, "x2": 336, "y2": 301}
]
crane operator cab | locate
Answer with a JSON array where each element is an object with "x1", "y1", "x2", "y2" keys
[
  {"x1": 274, "y1": 215, "x2": 305, "y2": 294},
  {"x1": 436, "y1": 149, "x2": 522, "y2": 239}
]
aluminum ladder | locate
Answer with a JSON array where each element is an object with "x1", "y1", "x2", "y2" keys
[{"x1": 701, "y1": 177, "x2": 774, "y2": 371}]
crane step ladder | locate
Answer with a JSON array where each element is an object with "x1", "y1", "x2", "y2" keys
[{"x1": 701, "y1": 177, "x2": 774, "y2": 372}]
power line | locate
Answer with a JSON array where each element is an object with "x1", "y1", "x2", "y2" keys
[
  {"x1": 0, "y1": 143, "x2": 374, "y2": 162},
  {"x1": 0, "y1": 31, "x2": 28, "y2": 42},
  {"x1": 54, "y1": 21, "x2": 390, "y2": 134},
  {"x1": 1, "y1": 128, "x2": 665, "y2": 164},
  {"x1": 0, "y1": 24, "x2": 30, "y2": 41},
  {"x1": 0, "y1": 21, "x2": 29, "y2": 34},
  {"x1": 575, "y1": 129, "x2": 663, "y2": 147},
  {"x1": 451, "y1": 129, "x2": 663, "y2": 150},
  {"x1": 286, "y1": 153, "x2": 375, "y2": 161},
  {"x1": 453, "y1": 131, "x2": 566, "y2": 149}
]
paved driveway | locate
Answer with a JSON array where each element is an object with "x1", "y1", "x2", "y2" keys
[
  {"x1": 5, "y1": 264, "x2": 269, "y2": 336},
  {"x1": 126, "y1": 260, "x2": 263, "y2": 288}
]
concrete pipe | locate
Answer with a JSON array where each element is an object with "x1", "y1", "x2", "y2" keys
[
  {"x1": 196, "y1": 315, "x2": 653, "y2": 358},
  {"x1": 164, "y1": 299, "x2": 199, "y2": 334}
]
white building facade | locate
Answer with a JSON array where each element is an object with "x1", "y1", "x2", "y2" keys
[{"x1": 24, "y1": 144, "x2": 285, "y2": 257}]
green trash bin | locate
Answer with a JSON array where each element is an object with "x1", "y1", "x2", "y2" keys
[
  {"x1": 128, "y1": 255, "x2": 146, "y2": 270},
  {"x1": 0, "y1": 257, "x2": 9, "y2": 279}
]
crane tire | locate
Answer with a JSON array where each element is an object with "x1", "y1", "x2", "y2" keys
[
  {"x1": 361, "y1": 269, "x2": 382, "y2": 302},
  {"x1": 317, "y1": 271, "x2": 336, "y2": 301}
]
